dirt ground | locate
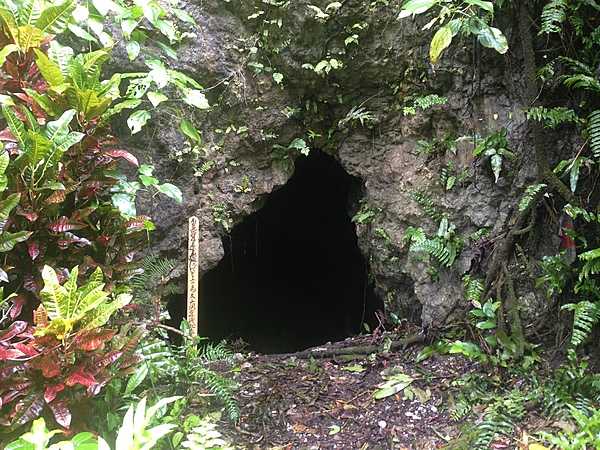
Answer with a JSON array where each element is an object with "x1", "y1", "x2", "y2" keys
[{"x1": 218, "y1": 332, "x2": 486, "y2": 449}]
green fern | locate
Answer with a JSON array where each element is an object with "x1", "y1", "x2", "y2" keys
[
  {"x1": 561, "y1": 300, "x2": 600, "y2": 348},
  {"x1": 403, "y1": 94, "x2": 447, "y2": 116},
  {"x1": 563, "y1": 74, "x2": 600, "y2": 92},
  {"x1": 182, "y1": 416, "x2": 234, "y2": 449},
  {"x1": 463, "y1": 275, "x2": 484, "y2": 303},
  {"x1": 410, "y1": 191, "x2": 444, "y2": 222},
  {"x1": 405, "y1": 228, "x2": 458, "y2": 268},
  {"x1": 579, "y1": 248, "x2": 600, "y2": 280},
  {"x1": 471, "y1": 390, "x2": 526, "y2": 450},
  {"x1": 588, "y1": 110, "x2": 600, "y2": 160},
  {"x1": 195, "y1": 368, "x2": 240, "y2": 422},
  {"x1": 412, "y1": 237, "x2": 457, "y2": 267},
  {"x1": 130, "y1": 255, "x2": 178, "y2": 304},
  {"x1": 527, "y1": 106, "x2": 580, "y2": 128},
  {"x1": 518, "y1": 183, "x2": 546, "y2": 212},
  {"x1": 200, "y1": 341, "x2": 234, "y2": 364},
  {"x1": 539, "y1": 0, "x2": 568, "y2": 35}
]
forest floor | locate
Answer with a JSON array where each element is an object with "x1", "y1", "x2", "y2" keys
[{"x1": 214, "y1": 331, "x2": 537, "y2": 450}]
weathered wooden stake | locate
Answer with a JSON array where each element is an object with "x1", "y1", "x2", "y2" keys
[{"x1": 187, "y1": 216, "x2": 200, "y2": 337}]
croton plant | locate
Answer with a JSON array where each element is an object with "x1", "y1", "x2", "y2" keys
[{"x1": 0, "y1": 0, "x2": 202, "y2": 433}]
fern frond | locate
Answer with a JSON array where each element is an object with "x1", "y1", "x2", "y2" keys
[
  {"x1": 563, "y1": 74, "x2": 600, "y2": 93},
  {"x1": 130, "y1": 256, "x2": 177, "y2": 303},
  {"x1": 200, "y1": 341, "x2": 234, "y2": 363},
  {"x1": 518, "y1": 183, "x2": 546, "y2": 212},
  {"x1": 463, "y1": 275, "x2": 485, "y2": 303},
  {"x1": 539, "y1": 0, "x2": 568, "y2": 35},
  {"x1": 195, "y1": 368, "x2": 240, "y2": 421},
  {"x1": 557, "y1": 57, "x2": 594, "y2": 75},
  {"x1": 410, "y1": 191, "x2": 444, "y2": 222},
  {"x1": 411, "y1": 237, "x2": 456, "y2": 267},
  {"x1": 527, "y1": 106, "x2": 580, "y2": 128},
  {"x1": 588, "y1": 110, "x2": 600, "y2": 160},
  {"x1": 471, "y1": 390, "x2": 526, "y2": 450},
  {"x1": 579, "y1": 248, "x2": 600, "y2": 280},
  {"x1": 561, "y1": 300, "x2": 600, "y2": 348}
]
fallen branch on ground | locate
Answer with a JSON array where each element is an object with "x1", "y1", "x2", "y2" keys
[{"x1": 275, "y1": 333, "x2": 426, "y2": 359}]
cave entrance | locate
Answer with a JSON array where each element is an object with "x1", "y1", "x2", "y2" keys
[{"x1": 200, "y1": 150, "x2": 382, "y2": 353}]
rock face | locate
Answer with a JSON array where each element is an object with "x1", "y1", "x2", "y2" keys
[{"x1": 127, "y1": 0, "x2": 560, "y2": 327}]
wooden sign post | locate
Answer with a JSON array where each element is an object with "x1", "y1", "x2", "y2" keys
[{"x1": 187, "y1": 216, "x2": 200, "y2": 337}]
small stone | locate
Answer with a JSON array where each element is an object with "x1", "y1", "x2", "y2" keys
[{"x1": 378, "y1": 420, "x2": 387, "y2": 429}]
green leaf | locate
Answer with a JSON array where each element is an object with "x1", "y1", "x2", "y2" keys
[
  {"x1": 182, "y1": 89, "x2": 209, "y2": 109},
  {"x1": 490, "y1": 153, "x2": 502, "y2": 182},
  {"x1": 47, "y1": 41, "x2": 73, "y2": 75},
  {"x1": 2, "y1": 106, "x2": 26, "y2": 149},
  {"x1": 476, "y1": 320, "x2": 497, "y2": 330},
  {"x1": 172, "y1": 8, "x2": 195, "y2": 24},
  {"x1": 156, "y1": 183, "x2": 183, "y2": 203},
  {"x1": 179, "y1": 119, "x2": 202, "y2": 143},
  {"x1": 429, "y1": 24, "x2": 453, "y2": 64},
  {"x1": 139, "y1": 175, "x2": 158, "y2": 186},
  {"x1": 477, "y1": 26, "x2": 508, "y2": 54},
  {"x1": 127, "y1": 110, "x2": 151, "y2": 134},
  {"x1": 33, "y1": 48, "x2": 64, "y2": 86},
  {"x1": 26, "y1": 132, "x2": 52, "y2": 168},
  {"x1": 35, "y1": 0, "x2": 75, "y2": 34},
  {"x1": 147, "y1": 91, "x2": 168, "y2": 107},
  {"x1": 273, "y1": 72, "x2": 284, "y2": 84},
  {"x1": 398, "y1": 0, "x2": 437, "y2": 18},
  {"x1": 45, "y1": 109, "x2": 76, "y2": 143},
  {"x1": 569, "y1": 157, "x2": 581, "y2": 193},
  {"x1": 0, "y1": 44, "x2": 18, "y2": 67},
  {"x1": 126, "y1": 40, "x2": 141, "y2": 61},
  {"x1": 0, "y1": 231, "x2": 32, "y2": 252},
  {"x1": 112, "y1": 193, "x2": 136, "y2": 217},
  {"x1": 68, "y1": 23, "x2": 98, "y2": 42},
  {"x1": 92, "y1": 0, "x2": 121, "y2": 16},
  {"x1": 125, "y1": 364, "x2": 148, "y2": 394},
  {"x1": 465, "y1": 0, "x2": 493, "y2": 12},
  {"x1": 0, "y1": 193, "x2": 20, "y2": 220},
  {"x1": 0, "y1": 149, "x2": 9, "y2": 176},
  {"x1": 373, "y1": 373, "x2": 414, "y2": 400},
  {"x1": 328, "y1": 425, "x2": 341, "y2": 435}
]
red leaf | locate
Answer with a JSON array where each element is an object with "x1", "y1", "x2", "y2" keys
[
  {"x1": 13, "y1": 342, "x2": 38, "y2": 357},
  {"x1": 0, "y1": 347, "x2": 26, "y2": 360},
  {"x1": 58, "y1": 232, "x2": 91, "y2": 250},
  {"x1": 0, "y1": 321, "x2": 28, "y2": 342},
  {"x1": 44, "y1": 384, "x2": 64, "y2": 403},
  {"x1": 80, "y1": 181, "x2": 103, "y2": 199},
  {"x1": 97, "y1": 235, "x2": 111, "y2": 247},
  {"x1": 17, "y1": 208, "x2": 39, "y2": 222},
  {"x1": 27, "y1": 241, "x2": 40, "y2": 260},
  {"x1": 23, "y1": 274, "x2": 40, "y2": 293},
  {"x1": 124, "y1": 216, "x2": 151, "y2": 231},
  {"x1": 45, "y1": 190, "x2": 66, "y2": 204},
  {"x1": 2, "y1": 389, "x2": 25, "y2": 406},
  {"x1": 65, "y1": 368, "x2": 96, "y2": 387},
  {"x1": 76, "y1": 329, "x2": 116, "y2": 351},
  {"x1": 13, "y1": 394, "x2": 45, "y2": 427},
  {"x1": 48, "y1": 216, "x2": 85, "y2": 233},
  {"x1": 0, "y1": 128, "x2": 16, "y2": 142},
  {"x1": 97, "y1": 351, "x2": 123, "y2": 367},
  {"x1": 49, "y1": 400, "x2": 71, "y2": 428},
  {"x1": 9, "y1": 295, "x2": 26, "y2": 319},
  {"x1": 104, "y1": 149, "x2": 139, "y2": 166},
  {"x1": 34, "y1": 355, "x2": 60, "y2": 378}
]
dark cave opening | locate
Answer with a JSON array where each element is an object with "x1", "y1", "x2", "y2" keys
[{"x1": 199, "y1": 150, "x2": 383, "y2": 353}]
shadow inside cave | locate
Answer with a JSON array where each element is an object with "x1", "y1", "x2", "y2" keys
[{"x1": 197, "y1": 150, "x2": 383, "y2": 353}]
